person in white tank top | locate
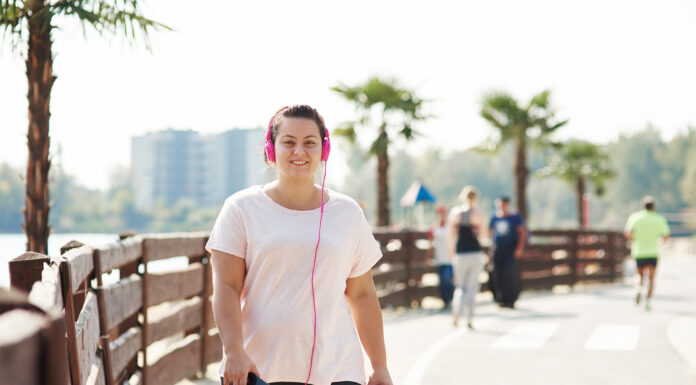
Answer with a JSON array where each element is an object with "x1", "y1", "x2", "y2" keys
[{"x1": 427, "y1": 204, "x2": 454, "y2": 309}]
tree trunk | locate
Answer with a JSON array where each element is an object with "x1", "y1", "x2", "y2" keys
[
  {"x1": 376, "y1": 133, "x2": 390, "y2": 227},
  {"x1": 514, "y1": 135, "x2": 529, "y2": 222},
  {"x1": 576, "y1": 176, "x2": 585, "y2": 229},
  {"x1": 23, "y1": 4, "x2": 55, "y2": 253}
]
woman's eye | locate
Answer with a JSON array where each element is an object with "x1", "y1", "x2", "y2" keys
[
  {"x1": 282, "y1": 141, "x2": 294, "y2": 146},
  {"x1": 305, "y1": 141, "x2": 317, "y2": 146}
]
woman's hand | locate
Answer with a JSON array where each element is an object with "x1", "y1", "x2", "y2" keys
[
  {"x1": 368, "y1": 366, "x2": 393, "y2": 385},
  {"x1": 221, "y1": 349, "x2": 260, "y2": 385}
]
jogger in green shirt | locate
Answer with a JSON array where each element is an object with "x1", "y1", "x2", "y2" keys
[{"x1": 624, "y1": 196, "x2": 670, "y2": 310}]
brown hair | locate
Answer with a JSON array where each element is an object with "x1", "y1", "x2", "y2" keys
[{"x1": 265, "y1": 104, "x2": 327, "y2": 163}]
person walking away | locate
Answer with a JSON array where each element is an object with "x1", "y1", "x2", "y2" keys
[
  {"x1": 488, "y1": 196, "x2": 526, "y2": 309},
  {"x1": 448, "y1": 186, "x2": 487, "y2": 329},
  {"x1": 427, "y1": 204, "x2": 454, "y2": 310},
  {"x1": 624, "y1": 196, "x2": 670, "y2": 311}
]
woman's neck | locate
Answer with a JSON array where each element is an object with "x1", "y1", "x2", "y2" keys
[{"x1": 267, "y1": 177, "x2": 322, "y2": 210}]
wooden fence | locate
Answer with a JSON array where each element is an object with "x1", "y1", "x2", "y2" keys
[
  {"x1": 372, "y1": 229, "x2": 629, "y2": 308},
  {"x1": 6, "y1": 233, "x2": 220, "y2": 385},
  {"x1": 3, "y1": 229, "x2": 628, "y2": 385}
]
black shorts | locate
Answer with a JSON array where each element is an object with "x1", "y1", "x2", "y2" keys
[{"x1": 636, "y1": 258, "x2": 658, "y2": 268}]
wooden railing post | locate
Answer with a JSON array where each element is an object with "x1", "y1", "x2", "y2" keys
[
  {"x1": 569, "y1": 232, "x2": 578, "y2": 288},
  {"x1": 199, "y1": 250, "x2": 211, "y2": 376},
  {"x1": 405, "y1": 230, "x2": 414, "y2": 307},
  {"x1": 9, "y1": 252, "x2": 52, "y2": 294},
  {"x1": 141, "y1": 242, "x2": 150, "y2": 385}
]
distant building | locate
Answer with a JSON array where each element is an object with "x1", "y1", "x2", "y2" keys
[{"x1": 131, "y1": 128, "x2": 270, "y2": 211}]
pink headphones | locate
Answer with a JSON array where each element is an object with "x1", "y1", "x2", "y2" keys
[{"x1": 265, "y1": 109, "x2": 331, "y2": 162}]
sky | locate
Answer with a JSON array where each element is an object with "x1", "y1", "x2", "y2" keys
[{"x1": 1, "y1": 0, "x2": 695, "y2": 190}]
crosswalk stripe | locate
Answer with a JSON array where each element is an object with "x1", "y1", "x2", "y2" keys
[
  {"x1": 491, "y1": 322, "x2": 560, "y2": 349},
  {"x1": 584, "y1": 324, "x2": 640, "y2": 351}
]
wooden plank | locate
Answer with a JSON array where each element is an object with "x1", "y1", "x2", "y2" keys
[
  {"x1": 410, "y1": 285, "x2": 440, "y2": 302},
  {"x1": 378, "y1": 286, "x2": 410, "y2": 308},
  {"x1": 372, "y1": 231, "x2": 410, "y2": 243},
  {"x1": 518, "y1": 259, "x2": 567, "y2": 270},
  {"x1": 372, "y1": 267, "x2": 408, "y2": 287},
  {"x1": 94, "y1": 237, "x2": 143, "y2": 274},
  {"x1": 205, "y1": 329, "x2": 222, "y2": 364},
  {"x1": 60, "y1": 257, "x2": 82, "y2": 385},
  {"x1": 146, "y1": 263, "x2": 204, "y2": 307},
  {"x1": 0, "y1": 309, "x2": 45, "y2": 385},
  {"x1": 99, "y1": 275, "x2": 143, "y2": 331},
  {"x1": 522, "y1": 274, "x2": 573, "y2": 290},
  {"x1": 42, "y1": 313, "x2": 70, "y2": 385},
  {"x1": 147, "y1": 297, "x2": 202, "y2": 345},
  {"x1": 411, "y1": 248, "x2": 428, "y2": 263},
  {"x1": 84, "y1": 354, "x2": 106, "y2": 385},
  {"x1": 142, "y1": 233, "x2": 207, "y2": 262},
  {"x1": 577, "y1": 272, "x2": 613, "y2": 282},
  {"x1": 75, "y1": 292, "x2": 100, "y2": 385},
  {"x1": 26, "y1": 259, "x2": 64, "y2": 311},
  {"x1": 9, "y1": 252, "x2": 52, "y2": 294},
  {"x1": 378, "y1": 249, "x2": 409, "y2": 265},
  {"x1": 63, "y1": 246, "x2": 95, "y2": 293},
  {"x1": 127, "y1": 370, "x2": 143, "y2": 385},
  {"x1": 199, "y1": 257, "x2": 210, "y2": 372},
  {"x1": 146, "y1": 335, "x2": 201, "y2": 385},
  {"x1": 109, "y1": 326, "x2": 143, "y2": 382}
]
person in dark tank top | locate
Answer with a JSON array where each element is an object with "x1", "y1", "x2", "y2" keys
[{"x1": 448, "y1": 186, "x2": 487, "y2": 329}]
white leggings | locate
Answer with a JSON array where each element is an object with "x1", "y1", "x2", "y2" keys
[{"x1": 452, "y1": 252, "x2": 485, "y2": 322}]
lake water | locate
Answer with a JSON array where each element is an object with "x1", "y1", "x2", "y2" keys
[{"x1": 0, "y1": 233, "x2": 119, "y2": 288}]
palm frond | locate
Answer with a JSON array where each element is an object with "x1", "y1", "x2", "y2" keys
[
  {"x1": 0, "y1": 1, "x2": 27, "y2": 50},
  {"x1": 332, "y1": 123, "x2": 357, "y2": 144},
  {"x1": 51, "y1": 1, "x2": 170, "y2": 47},
  {"x1": 367, "y1": 130, "x2": 389, "y2": 157},
  {"x1": 527, "y1": 89, "x2": 551, "y2": 110},
  {"x1": 398, "y1": 123, "x2": 419, "y2": 141}
]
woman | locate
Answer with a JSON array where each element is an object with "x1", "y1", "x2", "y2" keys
[
  {"x1": 206, "y1": 105, "x2": 393, "y2": 385},
  {"x1": 448, "y1": 186, "x2": 487, "y2": 329}
]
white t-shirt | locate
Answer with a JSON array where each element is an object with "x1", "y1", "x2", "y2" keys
[
  {"x1": 430, "y1": 223, "x2": 450, "y2": 265},
  {"x1": 206, "y1": 185, "x2": 382, "y2": 385}
]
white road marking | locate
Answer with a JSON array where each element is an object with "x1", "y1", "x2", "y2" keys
[
  {"x1": 403, "y1": 317, "x2": 493, "y2": 385},
  {"x1": 491, "y1": 322, "x2": 560, "y2": 349},
  {"x1": 584, "y1": 324, "x2": 640, "y2": 351}
]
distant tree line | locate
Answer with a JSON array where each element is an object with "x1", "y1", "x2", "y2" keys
[
  {"x1": 340, "y1": 126, "x2": 696, "y2": 230},
  {"x1": 0, "y1": 164, "x2": 218, "y2": 234},
  {"x1": 0, "y1": 125, "x2": 693, "y2": 234}
]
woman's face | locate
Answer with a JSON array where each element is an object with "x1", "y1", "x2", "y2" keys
[{"x1": 273, "y1": 117, "x2": 323, "y2": 181}]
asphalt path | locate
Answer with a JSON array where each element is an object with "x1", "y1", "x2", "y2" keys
[{"x1": 383, "y1": 254, "x2": 696, "y2": 385}]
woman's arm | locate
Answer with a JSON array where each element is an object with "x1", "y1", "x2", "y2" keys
[
  {"x1": 345, "y1": 271, "x2": 393, "y2": 385},
  {"x1": 210, "y1": 250, "x2": 260, "y2": 385}
]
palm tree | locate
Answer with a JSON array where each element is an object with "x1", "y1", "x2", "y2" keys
[
  {"x1": 479, "y1": 89, "x2": 568, "y2": 221},
  {"x1": 1, "y1": 1, "x2": 166, "y2": 253},
  {"x1": 538, "y1": 140, "x2": 615, "y2": 228},
  {"x1": 332, "y1": 77, "x2": 427, "y2": 226}
]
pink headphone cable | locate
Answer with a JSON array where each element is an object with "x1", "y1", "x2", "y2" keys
[{"x1": 305, "y1": 160, "x2": 327, "y2": 385}]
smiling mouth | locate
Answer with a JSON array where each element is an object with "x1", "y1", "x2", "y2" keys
[{"x1": 291, "y1": 160, "x2": 308, "y2": 166}]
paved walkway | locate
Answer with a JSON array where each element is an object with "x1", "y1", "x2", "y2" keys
[{"x1": 190, "y1": 249, "x2": 696, "y2": 385}]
